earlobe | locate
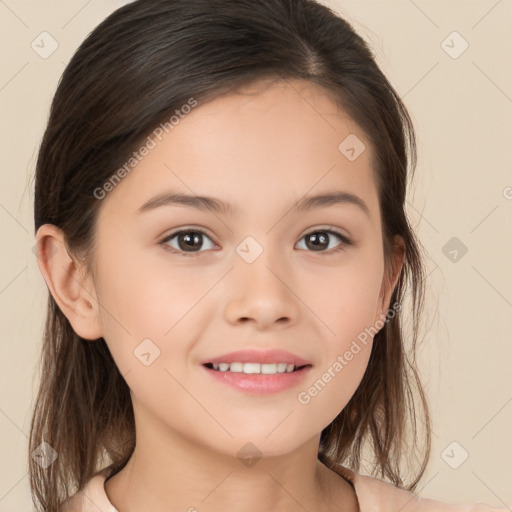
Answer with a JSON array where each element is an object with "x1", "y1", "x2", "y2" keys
[{"x1": 34, "y1": 224, "x2": 103, "y2": 341}]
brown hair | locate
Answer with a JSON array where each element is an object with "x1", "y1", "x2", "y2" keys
[{"x1": 30, "y1": 0, "x2": 431, "y2": 510}]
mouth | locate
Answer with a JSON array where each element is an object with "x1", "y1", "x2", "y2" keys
[
  {"x1": 203, "y1": 362, "x2": 311, "y2": 374},
  {"x1": 199, "y1": 349, "x2": 313, "y2": 394},
  {"x1": 201, "y1": 360, "x2": 313, "y2": 395}
]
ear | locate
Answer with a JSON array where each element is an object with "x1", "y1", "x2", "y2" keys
[
  {"x1": 376, "y1": 234, "x2": 405, "y2": 321},
  {"x1": 34, "y1": 224, "x2": 103, "y2": 340}
]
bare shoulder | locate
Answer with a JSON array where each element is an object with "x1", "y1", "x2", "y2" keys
[
  {"x1": 326, "y1": 463, "x2": 507, "y2": 512},
  {"x1": 322, "y1": 464, "x2": 360, "y2": 512},
  {"x1": 353, "y1": 472, "x2": 509, "y2": 512},
  {"x1": 415, "y1": 494, "x2": 510, "y2": 512},
  {"x1": 58, "y1": 491, "x2": 84, "y2": 512}
]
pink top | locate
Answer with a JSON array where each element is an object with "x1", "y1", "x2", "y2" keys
[{"x1": 61, "y1": 464, "x2": 509, "y2": 512}]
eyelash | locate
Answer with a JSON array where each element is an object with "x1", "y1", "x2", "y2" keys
[{"x1": 159, "y1": 227, "x2": 352, "y2": 257}]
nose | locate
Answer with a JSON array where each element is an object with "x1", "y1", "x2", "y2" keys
[{"x1": 224, "y1": 252, "x2": 300, "y2": 330}]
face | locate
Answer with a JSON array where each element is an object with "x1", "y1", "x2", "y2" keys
[{"x1": 88, "y1": 78, "x2": 397, "y2": 459}]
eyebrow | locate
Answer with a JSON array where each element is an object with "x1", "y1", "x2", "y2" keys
[{"x1": 137, "y1": 190, "x2": 370, "y2": 217}]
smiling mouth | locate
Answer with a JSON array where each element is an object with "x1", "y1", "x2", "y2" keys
[{"x1": 203, "y1": 362, "x2": 310, "y2": 374}]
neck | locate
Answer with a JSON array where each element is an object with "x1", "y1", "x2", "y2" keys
[{"x1": 104, "y1": 424, "x2": 359, "y2": 512}]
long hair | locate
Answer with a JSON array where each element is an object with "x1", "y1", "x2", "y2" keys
[{"x1": 30, "y1": 1, "x2": 431, "y2": 510}]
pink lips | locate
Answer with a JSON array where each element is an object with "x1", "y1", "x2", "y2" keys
[
  {"x1": 200, "y1": 349, "x2": 313, "y2": 395},
  {"x1": 202, "y1": 349, "x2": 311, "y2": 367}
]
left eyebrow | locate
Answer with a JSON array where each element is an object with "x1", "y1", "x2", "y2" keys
[
  {"x1": 136, "y1": 190, "x2": 370, "y2": 218},
  {"x1": 295, "y1": 191, "x2": 370, "y2": 217}
]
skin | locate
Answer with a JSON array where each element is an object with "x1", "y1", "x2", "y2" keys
[{"x1": 36, "y1": 78, "x2": 404, "y2": 512}]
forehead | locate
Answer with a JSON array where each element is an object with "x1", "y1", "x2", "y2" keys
[{"x1": 98, "y1": 78, "x2": 379, "y2": 223}]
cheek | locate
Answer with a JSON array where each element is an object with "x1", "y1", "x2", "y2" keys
[
  {"x1": 295, "y1": 249, "x2": 383, "y2": 416},
  {"x1": 93, "y1": 243, "x2": 206, "y2": 371},
  {"x1": 296, "y1": 276, "x2": 380, "y2": 432},
  {"x1": 306, "y1": 248, "x2": 384, "y2": 342},
  {"x1": 296, "y1": 343, "x2": 371, "y2": 438},
  {"x1": 299, "y1": 248, "x2": 383, "y2": 398},
  {"x1": 95, "y1": 243, "x2": 241, "y2": 400}
]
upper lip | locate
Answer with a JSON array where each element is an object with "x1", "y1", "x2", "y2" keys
[{"x1": 202, "y1": 349, "x2": 311, "y2": 367}]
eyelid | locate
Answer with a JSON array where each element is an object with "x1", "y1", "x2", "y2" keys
[
  {"x1": 160, "y1": 225, "x2": 216, "y2": 241},
  {"x1": 301, "y1": 224, "x2": 350, "y2": 240}
]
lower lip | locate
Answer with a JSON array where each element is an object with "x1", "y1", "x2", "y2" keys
[{"x1": 201, "y1": 365, "x2": 312, "y2": 395}]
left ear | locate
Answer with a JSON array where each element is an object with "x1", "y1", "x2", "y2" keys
[{"x1": 376, "y1": 235, "x2": 406, "y2": 321}]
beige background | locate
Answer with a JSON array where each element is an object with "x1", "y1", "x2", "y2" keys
[{"x1": 1, "y1": 0, "x2": 511, "y2": 509}]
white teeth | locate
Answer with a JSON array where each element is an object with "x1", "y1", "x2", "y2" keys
[
  {"x1": 244, "y1": 363, "x2": 262, "y2": 374},
  {"x1": 210, "y1": 362, "x2": 299, "y2": 374},
  {"x1": 229, "y1": 362, "x2": 243, "y2": 372},
  {"x1": 261, "y1": 364, "x2": 277, "y2": 374}
]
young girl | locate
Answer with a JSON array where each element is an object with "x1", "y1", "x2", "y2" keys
[{"x1": 29, "y1": 1, "x2": 507, "y2": 511}]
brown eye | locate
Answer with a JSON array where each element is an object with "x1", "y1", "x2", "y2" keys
[
  {"x1": 297, "y1": 230, "x2": 351, "y2": 253},
  {"x1": 161, "y1": 229, "x2": 216, "y2": 255}
]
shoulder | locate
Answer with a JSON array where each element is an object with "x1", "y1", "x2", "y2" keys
[
  {"x1": 333, "y1": 465, "x2": 509, "y2": 512},
  {"x1": 59, "y1": 491, "x2": 84, "y2": 512},
  {"x1": 59, "y1": 467, "x2": 117, "y2": 512}
]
